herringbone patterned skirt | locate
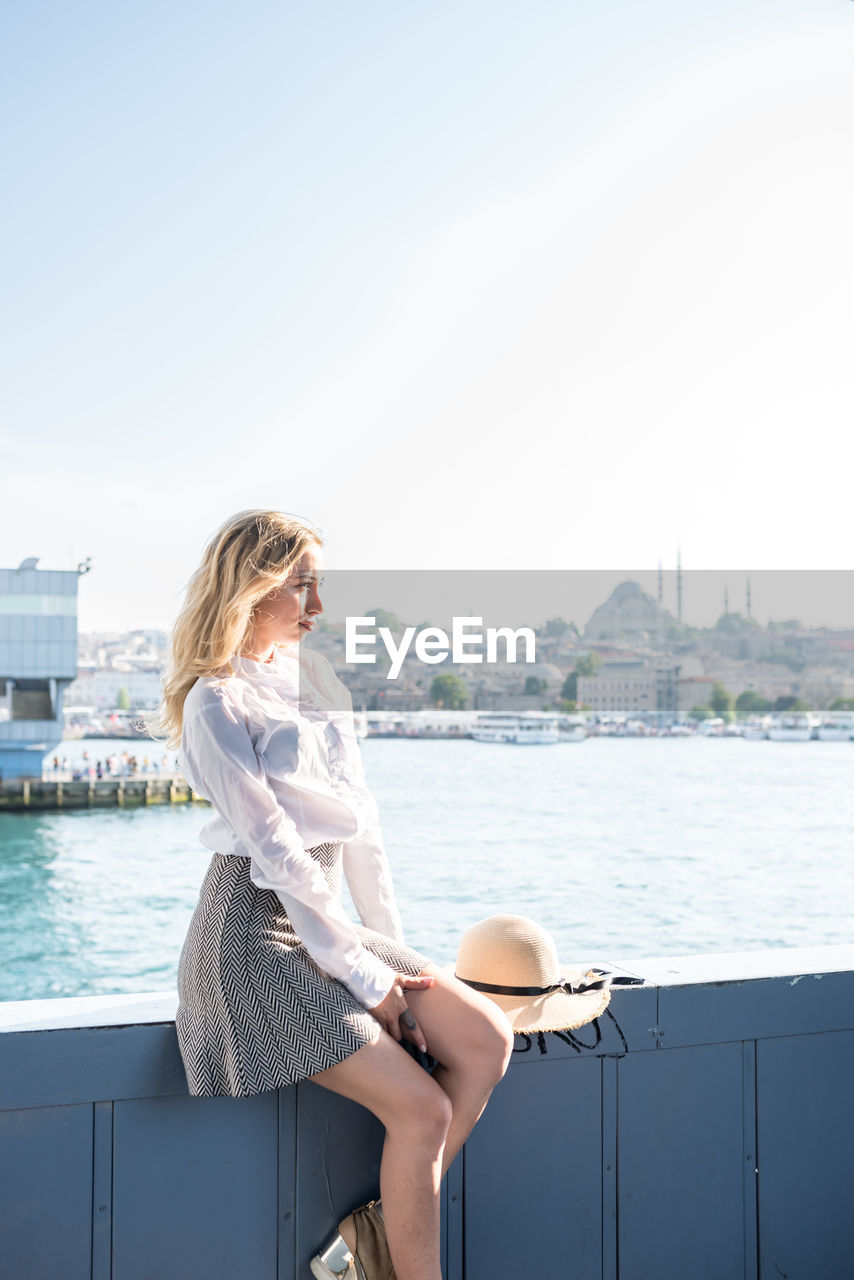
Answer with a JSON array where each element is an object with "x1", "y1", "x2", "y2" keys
[{"x1": 175, "y1": 843, "x2": 429, "y2": 1097}]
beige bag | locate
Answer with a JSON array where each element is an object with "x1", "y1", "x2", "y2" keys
[
  {"x1": 310, "y1": 1199, "x2": 395, "y2": 1280},
  {"x1": 343, "y1": 1201, "x2": 395, "y2": 1280}
]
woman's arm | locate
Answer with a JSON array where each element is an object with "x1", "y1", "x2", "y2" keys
[
  {"x1": 342, "y1": 827, "x2": 405, "y2": 942},
  {"x1": 182, "y1": 692, "x2": 399, "y2": 1009},
  {"x1": 335, "y1": 714, "x2": 405, "y2": 942}
]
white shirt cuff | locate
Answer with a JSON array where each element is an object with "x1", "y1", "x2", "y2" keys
[{"x1": 345, "y1": 952, "x2": 399, "y2": 1009}]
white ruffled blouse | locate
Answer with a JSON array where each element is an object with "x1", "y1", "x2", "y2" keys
[{"x1": 179, "y1": 645, "x2": 404, "y2": 1009}]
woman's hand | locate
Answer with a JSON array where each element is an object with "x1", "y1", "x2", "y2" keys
[{"x1": 369, "y1": 973, "x2": 436, "y2": 1054}]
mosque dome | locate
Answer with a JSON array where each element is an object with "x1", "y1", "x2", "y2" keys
[{"x1": 584, "y1": 581, "x2": 674, "y2": 642}]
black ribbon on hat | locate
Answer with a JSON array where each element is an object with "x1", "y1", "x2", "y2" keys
[{"x1": 458, "y1": 966, "x2": 644, "y2": 997}]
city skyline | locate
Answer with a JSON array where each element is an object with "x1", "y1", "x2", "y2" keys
[{"x1": 68, "y1": 570, "x2": 854, "y2": 637}]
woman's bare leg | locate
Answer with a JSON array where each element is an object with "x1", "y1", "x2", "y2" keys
[
  {"x1": 310, "y1": 1032, "x2": 452, "y2": 1280},
  {"x1": 309, "y1": 968, "x2": 513, "y2": 1278},
  {"x1": 405, "y1": 964, "x2": 514, "y2": 1173}
]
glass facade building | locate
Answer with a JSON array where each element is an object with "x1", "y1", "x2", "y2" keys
[{"x1": 0, "y1": 561, "x2": 80, "y2": 779}]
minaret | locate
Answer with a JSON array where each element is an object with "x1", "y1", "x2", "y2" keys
[
  {"x1": 746, "y1": 578, "x2": 752, "y2": 620},
  {"x1": 657, "y1": 560, "x2": 663, "y2": 604},
  {"x1": 676, "y1": 548, "x2": 683, "y2": 623},
  {"x1": 724, "y1": 586, "x2": 729, "y2": 615}
]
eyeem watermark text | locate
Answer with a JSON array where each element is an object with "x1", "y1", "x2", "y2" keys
[{"x1": 346, "y1": 616, "x2": 537, "y2": 680}]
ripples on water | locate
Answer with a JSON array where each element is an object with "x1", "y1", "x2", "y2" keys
[{"x1": 1, "y1": 738, "x2": 852, "y2": 1001}]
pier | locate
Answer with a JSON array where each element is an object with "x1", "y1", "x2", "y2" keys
[
  {"x1": 0, "y1": 776, "x2": 208, "y2": 813},
  {"x1": 1, "y1": 945, "x2": 852, "y2": 1278}
]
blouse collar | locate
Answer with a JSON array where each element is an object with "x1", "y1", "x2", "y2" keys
[
  {"x1": 228, "y1": 646, "x2": 352, "y2": 720},
  {"x1": 230, "y1": 647, "x2": 301, "y2": 689}
]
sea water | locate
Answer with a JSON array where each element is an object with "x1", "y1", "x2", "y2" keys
[{"x1": 1, "y1": 736, "x2": 852, "y2": 1001}]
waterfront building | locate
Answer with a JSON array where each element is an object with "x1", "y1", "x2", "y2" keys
[
  {"x1": 578, "y1": 660, "x2": 679, "y2": 718},
  {"x1": 694, "y1": 661, "x2": 794, "y2": 708},
  {"x1": 675, "y1": 675, "x2": 717, "y2": 718},
  {"x1": 674, "y1": 660, "x2": 854, "y2": 713},
  {"x1": 797, "y1": 666, "x2": 854, "y2": 709},
  {"x1": 0, "y1": 559, "x2": 82, "y2": 779},
  {"x1": 77, "y1": 628, "x2": 168, "y2": 673},
  {"x1": 64, "y1": 667, "x2": 162, "y2": 711},
  {"x1": 654, "y1": 663, "x2": 680, "y2": 719}
]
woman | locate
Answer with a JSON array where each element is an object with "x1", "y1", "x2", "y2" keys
[{"x1": 158, "y1": 510, "x2": 513, "y2": 1280}]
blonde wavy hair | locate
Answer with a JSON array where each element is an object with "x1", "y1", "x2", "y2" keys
[{"x1": 149, "y1": 509, "x2": 323, "y2": 748}]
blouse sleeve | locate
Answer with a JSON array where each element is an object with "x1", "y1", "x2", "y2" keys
[
  {"x1": 181, "y1": 693, "x2": 399, "y2": 1009},
  {"x1": 337, "y1": 723, "x2": 405, "y2": 943}
]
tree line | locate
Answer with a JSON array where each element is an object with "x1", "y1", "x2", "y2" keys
[{"x1": 688, "y1": 686, "x2": 854, "y2": 722}]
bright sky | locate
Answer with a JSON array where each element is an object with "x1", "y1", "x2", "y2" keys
[{"x1": 3, "y1": 0, "x2": 853, "y2": 631}]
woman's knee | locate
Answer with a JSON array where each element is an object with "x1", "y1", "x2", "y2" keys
[
  {"x1": 461, "y1": 1002, "x2": 514, "y2": 1087},
  {"x1": 408, "y1": 970, "x2": 515, "y2": 1086},
  {"x1": 386, "y1": 1075, "x2": 453, "y2": 1147},
  {"x1": 485, "y1": 1010, "x2": 515, "y2": 1083}
]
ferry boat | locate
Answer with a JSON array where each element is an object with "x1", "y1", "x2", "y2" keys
[
  {"x1": 364, "y1": 710, "x2": 480, "y2": 738},
  {"x1": 697, "y1": 717, "x2": 727, "y2": 737},
  {"x1": 814, "y1": 712, "x2": 854, "y2": 741},
  {"x1": 766, "y1": 713, "x2": 815, "y2": 742},
  {"x1": 557, "y1": 713, "x2": 587, "y2": 743},
  {"x1": 742, "y1": 717, "x2": 770, "y2": 741},
  {"x1": 471, "y1": 712, "x2": 560, "y2": 744}
]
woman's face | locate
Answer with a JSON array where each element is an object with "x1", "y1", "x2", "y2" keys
[{"x1": 247, "y1": 543, "x2": 325, "y2": 657}]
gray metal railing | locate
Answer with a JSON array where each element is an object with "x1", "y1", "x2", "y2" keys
[{"x1": 2, "y1": 946, "x2": 853, "y2": 1279}]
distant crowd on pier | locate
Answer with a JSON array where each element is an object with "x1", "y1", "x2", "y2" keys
[{"x1": 47, "y1": 751, "x2": 181, "y2": 782}]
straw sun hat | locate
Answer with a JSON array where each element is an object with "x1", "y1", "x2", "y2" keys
[{"x1": 453, "y1": 914, "x2": 616, "y2": 1033}]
